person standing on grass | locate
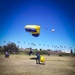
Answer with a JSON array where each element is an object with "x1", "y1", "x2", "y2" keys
[{"x1": 36, "y1": 51, "x2": 40, "y2": 64}]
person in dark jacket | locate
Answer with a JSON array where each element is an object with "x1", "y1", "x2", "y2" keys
[{"x1": 36, "y1": 51, "x2": 40, "y2": 64}]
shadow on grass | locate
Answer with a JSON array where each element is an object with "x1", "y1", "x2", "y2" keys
[
  {"x1": 30, "y1": 57, "x2": 36, "y2": 60},
  {"x1": 40, "y1": 63, "x2": 45, "y2": 65}
]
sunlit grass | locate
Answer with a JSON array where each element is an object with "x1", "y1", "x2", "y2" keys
[{"x1": 0, "y1": 55, "x2": 75, "y2": 75}]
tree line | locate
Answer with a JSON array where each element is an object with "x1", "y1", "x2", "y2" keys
[
  {"x1": 0, "y1": 42, "x2": 75, "y2": 56},
  {"x1": 0, "y1": 42, "x2": 19, "y2": 54}
]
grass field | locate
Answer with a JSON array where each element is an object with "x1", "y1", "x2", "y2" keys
[{"x1": 0, "y1": 55, "x2": 75, "y2": 75}]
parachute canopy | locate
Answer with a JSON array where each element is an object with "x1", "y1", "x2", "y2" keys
[{"x1": 25, "y1": 25, "x2": 40, "y2": 37}]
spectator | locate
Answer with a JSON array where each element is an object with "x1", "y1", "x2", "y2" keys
[{"x1": 5, "y1": 51, "x2": 9, "y2": 58}]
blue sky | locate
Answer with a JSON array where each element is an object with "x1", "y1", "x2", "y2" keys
[{"x1": 0, "y1": 0, "x2": 75, "y2": 51}]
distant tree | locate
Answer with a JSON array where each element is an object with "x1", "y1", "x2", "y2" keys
[
  {"x1": 40, "y1": 49, "x2": 42, "y2": 51},
  {"x1": 3, "y1": 42, "x2": 19, "y2": 54},
  {"x1": 3, "y1": 45, "x2": 8, "y2": 52}
]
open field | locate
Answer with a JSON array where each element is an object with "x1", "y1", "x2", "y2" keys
[{"x1": 0, "y1": 55, "x2": 75, "y2": 75}]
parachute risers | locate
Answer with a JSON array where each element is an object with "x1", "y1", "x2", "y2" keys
[{"x1": 25, "y1": 25, "x2": 40, "y2": 37}]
